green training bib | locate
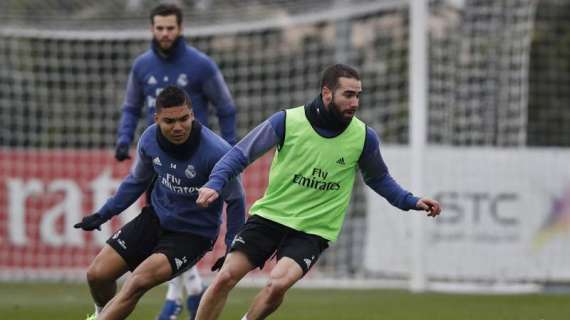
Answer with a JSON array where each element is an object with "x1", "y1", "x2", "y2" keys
[{"x1": 250, "y1": 105, "x2": 366, "y2": 241}]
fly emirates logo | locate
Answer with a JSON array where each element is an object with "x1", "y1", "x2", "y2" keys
[
  {"x1": 292, "y1": 167, "x2": 340, "y2": 191},
  {"x1": 161, "y1": 173, "x2": 199, "y2": 195}
]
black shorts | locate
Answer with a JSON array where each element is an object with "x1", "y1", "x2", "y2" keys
[
  {"x1": 107, "y1": 206, "x2": 213, "y2": 277},
  {"x1": 229, "y1": 215, "x2": 329, "y2": 275}
]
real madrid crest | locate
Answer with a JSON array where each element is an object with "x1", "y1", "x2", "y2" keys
[
  {"x1": 177, "y1": 73, "x2": 188, "y2": 87},
  {"x1": 185, "y1": 164, "x2": 196, "y2": 179}
]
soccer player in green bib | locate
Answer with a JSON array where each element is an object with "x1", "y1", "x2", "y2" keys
[{"x1": 195, "y1": 64, "x2": 442, "y2": 320}]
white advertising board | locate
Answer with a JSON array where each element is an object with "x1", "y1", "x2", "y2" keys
[{"x1": 364, "y1": 146, "x2": 570, "y2": 281}]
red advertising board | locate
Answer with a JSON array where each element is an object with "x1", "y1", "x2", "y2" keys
[{"x1": 0, "y1": 149, "x2": 272, "y2": 279}]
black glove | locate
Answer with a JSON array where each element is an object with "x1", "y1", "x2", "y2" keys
[
  {"x1": 74, "y1": 213, "x2": 106, "y2": 231},
  {"x1": 211, "y1": 256, "x2": 226, "y2": 272},
  {"x1": 114, "y1": 143, "x2": 131, "y2": 161}
]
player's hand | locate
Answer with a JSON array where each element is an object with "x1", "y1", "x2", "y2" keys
[
  {"x1": 416, "y1": 198, "x2": 441, "y2": 218},
  {"x1": 196, "y1": 187, "x2": 219, "y2": 208},
  {"x1": 211, "y1": 256, "x2": 226, "y2": 272},
  {"x1": 114, "y1": 143, "x2": 131, "y2": 162},
  {"x1": 74, "y1": 213, "x2": 106, "y2": 231}
]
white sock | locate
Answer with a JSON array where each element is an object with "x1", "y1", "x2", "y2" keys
[
  {"x1": 94, "y1": 303, "x2": 103, "y2": 316},
  {"x1": 183, "y1": 266, "x2": 204, "y2": 296},
  {"x1": 166, "y1": 276, "x2": 184, "y2": 302},
  {"x1": 241, "y1": 314, "x2": 248, "y2": 320}
]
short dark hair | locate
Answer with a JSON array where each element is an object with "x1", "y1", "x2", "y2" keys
[
  {"x1": 155, "y1": 86, "x2": 191, "y2": 112},
  {"x1": 320, "y1": 64, "x2": 360, "y2": 91},
  {"x1": 150, "y1": 3, "x2": 183, "y2": 26}
]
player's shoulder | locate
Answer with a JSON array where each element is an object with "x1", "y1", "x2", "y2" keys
[
  {"x1": 131, "y1": 49, "x2": 157, "y2": 75},
  {"x1": 267, "y1": 110, "x2": 286, "y2": 130},
  {"x1": 183, "y1": 45, "x2": 218, "y2": 72},
  {"x1": 139, "y1": 124, "x2": 158, "y2": 145},
  {"x1": 363, "y1": 122, "x2": 376, "y2": 133},
  {"x1": 185, "y1": 44, "x2": 210, "y2": 57},
  {"x1": 200, "y1": 126, "x2": 232, "y2": 154},
  {"x1": 132, "y1": 49, "x2": 154, "y2": 66},
  {"x1": 183, "y1": 45, "x2": 213, "y2": 62},
  {"x1": 364, "y1": 125, "x2": 380, "y2": 142}
]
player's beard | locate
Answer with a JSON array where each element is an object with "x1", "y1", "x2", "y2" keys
[
  {"x1": 159, "y1": 36, "x2": 175, "y2": 49},
  {"x1": 328, "y1": 97, "x2": 354, "y2": 126},
  {"x1": 152, "y1": 36, "x2": 179, "y2": 57}
]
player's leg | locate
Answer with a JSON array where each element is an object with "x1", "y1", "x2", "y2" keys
[
  {"x1": 99, "y1": 228, "x2": 214, "y2": 319},
  {"x1": 195, "y1": 251, "x2": 255, "y2": 320},
  {"x1": 196, "y1": 215, "x2": 284, "y2": 320},
  {"x1": 85, "y1": 206, "x2": 162, "y2": 318},
  {"x1": 182, "y1": 266, "x2": 206, "y2": 320},
  {"x1": 244, "y1": 257, "x2": 302, "y2": 320},
  {"x1": 244, "y1": 230, "x2": 329, "y2": 320},
  {"x1": 91, "y1": 206, "x2": 162, "y2": 319},
  {"x1": 156, "y1": 275, "x2": 184, "y2": 320},
  {"x1": 85, "y1": 244, "x2": 130, "y2": 316},
  {"x1": 99, "y1": 252, "x2": 174, "y2": 319}
]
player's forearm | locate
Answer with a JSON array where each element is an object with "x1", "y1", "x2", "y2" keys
[
  {"x1": 206, "y1": 121, "x2": 278, "y2": 190},
  {"x1": 205, "y1": 148, "x2": 248, "y2": 191},
  {"x1": 99, "y1": 154, "x2": 154, "y2": 219},
  {"x1": 203, "y1": 72, "x2": 237, "y2": 145},
  {"x1": 358, "y1": 129, "x2": 419, "y2": 210},
  {"x1": 98, "y1": 175, "x2": 151, "y2": 219},
  {"x1": 365, "y1": 174, "x2": 419, "y2": 210},
  {"x1": 116, "y1": 109, "x2": 140, "y2": 146},
  {"x1": 117, "y1": 71, "x2": 144, "y2": 145}
]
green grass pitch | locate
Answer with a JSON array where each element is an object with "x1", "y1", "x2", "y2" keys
[{"x1": 1, "y1": 282, "x2": 569, "y2": 319}]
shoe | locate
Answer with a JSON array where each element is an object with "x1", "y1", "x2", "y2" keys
[
  {"x1": 85, "y1": 313, "x2": 97, "y2": 320},
  {"x1": 156, "y1": 299, "x2": 183, "y2": 320}
]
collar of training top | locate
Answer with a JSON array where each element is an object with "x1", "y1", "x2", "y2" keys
[{"x1": 304, "y1": 94, "x2": 351, "y2": 136}]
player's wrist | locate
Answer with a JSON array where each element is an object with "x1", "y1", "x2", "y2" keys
[{"x1": 204, "y1": 180, "x2": 223, "y2": 194}]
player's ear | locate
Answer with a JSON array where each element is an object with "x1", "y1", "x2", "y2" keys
[
  {"x1": 154, "y1": 113, "x2": 159, "y2": 123},
  {"x1": 322, "y1": 86, "x2": 332, "y2": 104}
]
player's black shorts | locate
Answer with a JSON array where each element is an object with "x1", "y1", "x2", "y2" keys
[
  {"x1": 106, "y1": 206, "x2": 213, "y2": 277},
  {"x1": 229, "y1": 215, "x2": 329, "y2": 275}
]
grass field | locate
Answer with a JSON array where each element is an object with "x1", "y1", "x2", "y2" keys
[{"x1": 1, "y1": 282, "x2": 569, "y2": 319}]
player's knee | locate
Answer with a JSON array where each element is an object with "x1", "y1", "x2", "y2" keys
[
  {"x1": 86, "y1": 262, "x2": 109, "y2": 284},
  {"x1": 212, "y1": 269, "x2": 239, "y2": 291},
  {"x1": 125, "y1": 273, "x2": 155, "y2": 295},
  {"x1": 264, "y1": 278, "x2": 289, "y2": 299}
]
